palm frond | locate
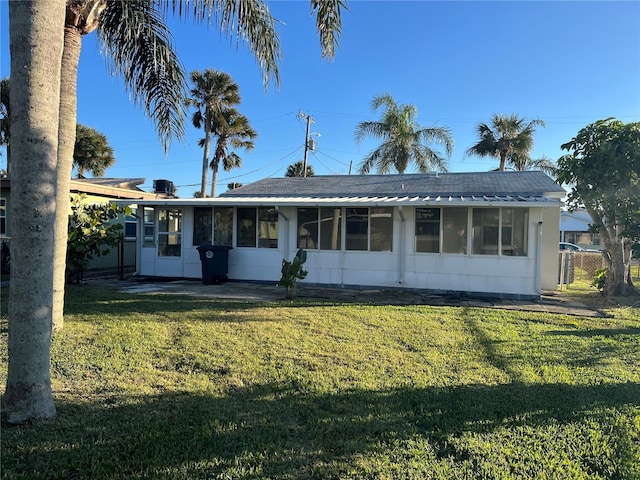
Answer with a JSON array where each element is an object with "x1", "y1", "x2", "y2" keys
[
  {"x1": 98, "y1": 0, "x2": 187, "y2": 152},
  {"x1": 310, "y1": 0, "x2": 347, "y2": 59},
  {"x1": 370, "y1": 93, "x2": 396, "y2": 112},
  {"x1": 165, "y1": 0, "x2": 281, "y2": 88},
  {"x1": 417, "y1": 126, "x2": 454, "y2": 157},
  {"x1": 222, "y1": 151, "x2": 242, "y2": 170},
  {"x1": 354, "y1": 121, "x2": 388, "y2": 143}
]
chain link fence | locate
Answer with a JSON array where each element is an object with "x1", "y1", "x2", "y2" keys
[
  {"x1": 572, "y1": 251, "x2": 607, "y2": 280},
  {"x1": 559, "y1": 251, "x2": 605, "y2": 286},
  {"x1": 559, "y1": 251, "x2": 640, "y2": 287}
]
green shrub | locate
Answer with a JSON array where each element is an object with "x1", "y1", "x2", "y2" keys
[{"x1": 591, "y1": 268, "x2": 607, "y2": 291}]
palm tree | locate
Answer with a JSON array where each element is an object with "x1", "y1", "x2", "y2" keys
[
  {"x1": 286, "y1": 160, "x2": 315, "y2": 177},
  {"x1": 209, "y1": 108, "x2": 257, "y2": 197},
  {"x1": 188, "y1": 69, "x2": 240, "y2": 197},
  {"x1": 466, "y1": 114, "x2": 545, "y2": 171},
  {"x1": 5, "y1": 0, "x2": 66, "y2": 424},
  {"x1": 355, "y1": 94, "x2": 453, "y2": 174},
  {"x1": 73, "y1": 124, "x2": 115, "y2": 177},
  {"x1": 50, "y1": 0, "x2": 344, "y2": 331}
]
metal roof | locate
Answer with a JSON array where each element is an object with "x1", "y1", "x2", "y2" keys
[{"x1": 116, "y1": 172, "x2": 564, "y2": 208}]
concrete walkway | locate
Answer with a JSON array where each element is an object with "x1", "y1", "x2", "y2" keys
[{"x1": 92, "y1": 277, "x2": 606, "y2": 318}]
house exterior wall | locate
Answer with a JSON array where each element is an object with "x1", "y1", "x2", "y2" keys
[
  {"x1": 541, "y1": 207, "x2": 561, "y2": 291},
  {"x1": 136, "y1": 204, "x2": 560, "y2": 298}
]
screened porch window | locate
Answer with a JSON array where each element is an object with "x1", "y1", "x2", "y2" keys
[
  {"x1": 297, "y1": 207, "x2": 342, "y2": 250},
  {"x1": 193, "y1": 207, "x2": 212, "y2": 246},
  {"x1": 370, "y1": 207, "x2": 393, "y2": 251},
  {"x1": 442, "y1": 208, "x2": 468, "y2": 254},
  {"x1": 258, "y1": 207, "x2": 278, "y2": 248},
  {"x1": 237, "y1": 207, "x2": 278, "y2": 248},
  {"x1": 415, "y1": 208, "x2": 440, "y2": 253},
  {"x1": 214, "y1": 207, "x2": 233, "y2": 246},
  {"x1": 143, "y1": 207, "x2": 155, "y2": 247},
  {"x1": 237, "y1": 208, "x2": 256, "y2": 247},
  {"x1": 472, "y1": 208, "x2": 528, "y2": 256},
  {"x1": 345, "y1": 208, "x2": 369, "y2": 251},
  {"x1": 158, "y1": 209, "x2": 182, "y2": 256}
]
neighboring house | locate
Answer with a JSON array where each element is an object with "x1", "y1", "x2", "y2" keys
[
  {"x1": 119, "y1": 171, "x2": 564, "y2": 299},
  {"x1": 0, "y1": 177, "x2": 168, "y2": 274},
  {"x1": 560, "y1": 209, "x2": 602, "y2": 251}
]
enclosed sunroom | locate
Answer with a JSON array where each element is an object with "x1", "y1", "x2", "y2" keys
[{"x1": 122, "y1": 171, "x2": 565, "y2": 299}]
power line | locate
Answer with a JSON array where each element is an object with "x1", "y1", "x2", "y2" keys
[
  {"x1": 214, "y1": 145, "x2": 303, "y2": 185},
  {"x1": 313, "y1": 149, "x2": 352, "y2": 167}
]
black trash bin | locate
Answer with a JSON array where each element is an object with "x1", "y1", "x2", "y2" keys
[{"x1": 196, "y1": 245, "x2": 233, "y2": 285}]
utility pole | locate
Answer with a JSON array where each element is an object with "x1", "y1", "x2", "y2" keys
[{"x1": 298, "y1": 111, "x2": 314, "y2": 177}]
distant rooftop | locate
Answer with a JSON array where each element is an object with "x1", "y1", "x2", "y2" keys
[{"x1": 71, "y1": 177, "x2": 147, "y2": 191}]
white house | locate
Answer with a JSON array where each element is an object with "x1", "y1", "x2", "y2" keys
[{"x1": 120, "y1": 171, "x2": 565, "y2": 299}]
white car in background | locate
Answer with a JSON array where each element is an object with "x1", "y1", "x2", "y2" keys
[{"x1": 559, "y1": 242, "x2": 600, "y2": 252}]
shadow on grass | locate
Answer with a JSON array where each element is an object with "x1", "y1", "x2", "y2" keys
[
  {"x1": 63, "y1": 284, "x2": 280, "y2": 319},
  {"x1": 61, "y1": 284, "x2": 443, "y2": 321},
  {"x1": 2, "y1": 381, "x2": 639, "y2": 479},
  {"x1": 548, "y1": 327, "x2": 640, "y2": 337}
]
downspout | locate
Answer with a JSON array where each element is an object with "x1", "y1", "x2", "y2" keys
[
  {"x1": 535, "y1": 221, "x2": 543, "y2": 295},
  {"x1": 398, "y1": 206, "x2": 406, "y2": 284},
  {"x1": 275, "y1": 206, "x2": 289, "y2": 257},
  {"x1": 135, "y1": 208, "x2": 143, "y2": 276}
]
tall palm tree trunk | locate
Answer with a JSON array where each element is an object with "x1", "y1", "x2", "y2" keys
[
  {"x1": 5, "y1": 0, "x2": 66, "y2": 424},
  {"x1": 210, "y1": 160, "x2": 219, "y2": 197},
  {"x1": 211, "y1": 143, "x2": 225, "y2": 197},
  {"x1": 200, "y1": 127, "x2": 211, "y2": 197},
  {"x1": 52, "y1": 26, "x2": 82, "y2": 332},
  {"x1": 498, "y1": 150, "x2": 507, "y2": 171}
]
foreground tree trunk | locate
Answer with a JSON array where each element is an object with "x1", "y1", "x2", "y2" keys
[
  {"x1": 52, "y1": 27, "x2": 81, "y2": 332},
  {"x1": 4, "y1": 0, "x2": 66, "y2": 424},
  {"x1": 53, "y1": 0, "x2": 106, "y2": 332}
]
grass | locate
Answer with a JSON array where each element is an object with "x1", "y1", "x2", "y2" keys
[{"x1": 1, "y1": 283, "x2": 639, "y2": 479}]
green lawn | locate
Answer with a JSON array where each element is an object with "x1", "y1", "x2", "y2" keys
[{"x1": 1, "y1": 283, "x2": 639, "y2": 479}]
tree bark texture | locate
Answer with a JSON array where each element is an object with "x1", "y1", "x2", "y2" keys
[
  {"x1": 52, "y1": 26, "x2": 81, "y2": 332},
  {"x1": 200, "y1": 125, "x2": 211, "y2": 197},
  {"x1": 589, "y1": 204, "x2": 631, "y2": 297},
  {"x1": 210, "y1": 159, "x2": 219, "y2": 198},
  {"x1": 5, "y1": 0, "x2": 66, "y2": 424}
]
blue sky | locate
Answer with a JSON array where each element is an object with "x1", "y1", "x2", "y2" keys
[{"x1": 1, "y1": 1, "x2": 639, "y2": 197}]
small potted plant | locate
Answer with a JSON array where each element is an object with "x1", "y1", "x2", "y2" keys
[{"x1": 279, "y1": 249, "x2": 308, "y2": 299}]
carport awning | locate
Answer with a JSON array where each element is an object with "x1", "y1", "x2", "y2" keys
[{"x1": 115, "y1": 194, "x2": 561, "y2": 208}]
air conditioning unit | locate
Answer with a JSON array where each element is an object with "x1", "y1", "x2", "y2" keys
[{"x1": 153, "y1": 179, "x2": 174, "y2": 195}]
